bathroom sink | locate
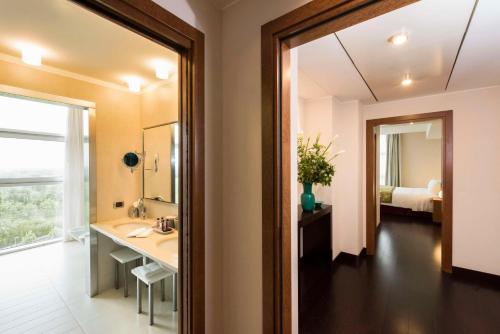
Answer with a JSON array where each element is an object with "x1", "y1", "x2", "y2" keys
[
  {"x1": 112, "y1": 221, "x2": 152, "y2": 232},
  {"x1": 156, "y1": 238, "x2": 178, "y2": 253}
]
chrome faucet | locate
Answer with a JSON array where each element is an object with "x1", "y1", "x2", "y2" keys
[{"x1": 137, "y1": 198, "x2": 146, "y2": 219}]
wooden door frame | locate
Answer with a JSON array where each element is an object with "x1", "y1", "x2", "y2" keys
[
  {"x1": 71, "y1": 1, "x2": 205, "y2": 333},
  {"x1": 366, "y1": 111, "x2": 453, "y2": 273},
  {"x1": 261, "y1": 0, "x2": 419, "y2": 332}
]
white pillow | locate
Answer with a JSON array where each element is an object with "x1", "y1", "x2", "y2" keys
[{"x1": 427, "y1": 179, "x2": 441, "y2": 196}]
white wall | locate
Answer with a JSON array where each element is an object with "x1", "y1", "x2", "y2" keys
[
  {"x1": 363, "y1": 86, "x2": 500, "y2": 277},
  {"x1": 331, "y1": 99, "x2": 364, "y2": 256},
  {"x1": 299, "y1": 96, "x2": 334, "y2": 204},
  {"x1": 400, "y1": 132, "x2": 442, "y2": 188},
  {"x1": 151, "y1": 1, "x2": 224, "y2": 332}
]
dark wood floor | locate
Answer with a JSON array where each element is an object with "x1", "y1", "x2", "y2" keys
[{"x1": 299, "y1": 214, "x2": 500, "y2": 334}]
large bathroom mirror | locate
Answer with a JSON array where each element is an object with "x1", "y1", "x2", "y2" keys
[{"x1": 143, "y1": 122, "x2": 179, "y2": 203}]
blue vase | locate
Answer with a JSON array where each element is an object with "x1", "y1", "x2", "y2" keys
[{"x1": 301, "y1": 182, "x2": 315, "y2": 212}]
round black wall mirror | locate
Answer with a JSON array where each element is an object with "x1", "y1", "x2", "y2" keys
[{"x1": 122, "y1": 152, "x2": 142, "y2": 172}]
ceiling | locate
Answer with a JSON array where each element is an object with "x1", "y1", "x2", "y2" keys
[
  {"x1": 0, "y1": 0, "x2": 178, "y2": 90},
  {"x1": 298, "y1": 0, "x2": 499, "y2": 104},
  {"x1": 209, "y1": 0, "x2": 240, "y2": 10},
  {"x1": 380, "y1": 120, "x2": 442, "y2": 139}
]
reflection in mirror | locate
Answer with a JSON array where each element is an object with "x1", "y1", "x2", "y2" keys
[{"x1": 143, "y1": 122, "x2": 179, "y2": 203}]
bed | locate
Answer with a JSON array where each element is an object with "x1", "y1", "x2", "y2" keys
[{"x1": 380, "y1": 180, "x2": 441, "y2": 218}]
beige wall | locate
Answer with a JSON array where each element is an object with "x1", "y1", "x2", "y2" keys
[
  {"x1": 140, "y1": 81, "x2": 180, "y2": 219},
  {"x1": 222, "y1": 1, "x2": 309, "y2": 333},
  {"x1": 0, "y1": 59, "x2": 142, "y2": 222},
  {"x1": 141, "y1": 81, "x2": 178, "y2": 128},
  {"x1": 400, "y1": 132, "x2": 442, "y2": 188}
]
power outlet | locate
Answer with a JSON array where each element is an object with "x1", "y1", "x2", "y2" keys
[{"x1": 113, "y1": 201, "x2": 124, "y2": 209}]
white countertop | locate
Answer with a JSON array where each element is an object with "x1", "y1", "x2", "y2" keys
[{"x1": 91, "y1": 217, "x2": 178, "y2": 272}]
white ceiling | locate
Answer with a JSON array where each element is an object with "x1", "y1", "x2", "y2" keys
[
  {"x1": 447, "y1": 0, "x2": 500, "y2": 91},
  {"x1": 381, "y1": 120, "x2": 442, "y2": 139},
  {"x1": 0, "y1": 0, "x2": 178, "y2": 89},
  {"x1": 208, "y1": 0, "x2": 240, "y2": 10},
  {"x1": 298, "y1": 0, "x2": 499, "y2": 104},
  {"x1": 298, "y1": 34, "x2": 375, "y2": 102}
]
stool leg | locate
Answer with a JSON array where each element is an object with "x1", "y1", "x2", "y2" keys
[
  {"x1": 172, "y1": 274, "x2": 177, "y2": 312},
  {"x1": 137, "y1": 279, "x2": 142, "y2": 314},
  {"x1": 123, "y1": 263, "x2": 128, "y2": 297},
  {"x1": 114, "y1": 261, "x2": 119, "y2": 289},
  {"x1": 148, "y1": 283, "x2": 154, "y2": 325},
  {"x1": 161, "y1": 279, "x2": 165, "y2": 302}
]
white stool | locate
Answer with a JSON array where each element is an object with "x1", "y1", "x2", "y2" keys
[
  {"x1": 131, "y1": 262, "x2": 177, "y2": 325},
  {"x1": 110, "y1": 248, "x2": 142, "y2": 297}
]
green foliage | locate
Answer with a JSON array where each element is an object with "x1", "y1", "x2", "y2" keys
[
  {"x1": 0, "y1": 185, "x2": 62, "y2": 250},
  {"x1": 297, "y1": 134, "x2": 340, "y2": 186}
]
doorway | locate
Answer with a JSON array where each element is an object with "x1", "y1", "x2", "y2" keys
[
  {"x1": 0, "y1": 0, "x2": 205, "y2": 332},
  {"x1": 366, "y1": 112, "x2": 453, "y2": 272},
  {"x1": 261, "y1": 0, "x2": 432, "y2": 332}
]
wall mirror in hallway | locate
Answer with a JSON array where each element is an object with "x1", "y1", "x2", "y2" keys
[
  {"x1": 0, "y1": 0, "x2": 204, "y2": 332},
  {"x1": 263, "y1": 0, "x2": 500, "y2": 333}
]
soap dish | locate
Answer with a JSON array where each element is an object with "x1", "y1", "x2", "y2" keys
[{"x1": 153, "y1": 227, "x2": 174, "y2": 235}]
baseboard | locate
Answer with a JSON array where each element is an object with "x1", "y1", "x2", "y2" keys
[
  {"x1": 452, "y1": 266, "x2": 500, "y2": 288},
  {"x1": 332, "y1": 248, "x2": 366, "y2": 267}
]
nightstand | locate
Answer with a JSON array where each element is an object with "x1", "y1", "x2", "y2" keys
[{"x1": 432, "y1": 197, "x2": 442, "y2": 223}]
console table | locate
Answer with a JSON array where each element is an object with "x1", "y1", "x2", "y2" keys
[{"x1": 298, "y1": 204, "x2": 332, "y2": 262}]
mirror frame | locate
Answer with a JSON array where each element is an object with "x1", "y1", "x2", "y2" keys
[
  {"x1": 72, "y1": 0, "x2": 205, "y2": 332},
  {"x1": 142, "y1": 122, "x2": 178, "y2": 204}
]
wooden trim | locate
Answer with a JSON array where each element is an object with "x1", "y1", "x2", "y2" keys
[
  {"x1": 366, "y1": 111, "x2": 453, "y2": 273},
  {"x1": 261, "y1": 1, "x2": 418, "y2": 333},
  {"x1": 71, "y1": 1, "x2": 205, "y2": 332}
]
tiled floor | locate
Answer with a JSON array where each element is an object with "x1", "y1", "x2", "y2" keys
[{"x1": 0, "y1": 241, "x2": 178, "y2": 334}]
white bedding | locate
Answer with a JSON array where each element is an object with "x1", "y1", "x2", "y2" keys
[{"x1": 384, "y1": 187, "x2": 433, "y2": 212}]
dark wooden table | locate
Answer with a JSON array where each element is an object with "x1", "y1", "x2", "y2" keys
[
  {"x1": 298, "y1": 204, "x2": 332, "y2": 318},
  {"x1": 298, "y1": 204, "x2": 332, "y2": 262}
]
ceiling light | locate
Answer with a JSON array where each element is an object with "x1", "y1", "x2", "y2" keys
[
  {"x1": 388, "y1": 32, "x2": 408, "y2": 46},
  {"x1": 155, "y1": 64, "x2": 170, "y2": 80},
  {"x1": 21, "y1": 45, "x2": 43, "y2": 66},
  {"x1": 401, "y1": 74, "x2": 413, "y2": 86},
  {"x1": 125, "y1": 77, "x2": 143, "y2": 93}
]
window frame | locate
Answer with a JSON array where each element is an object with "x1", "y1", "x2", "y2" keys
[
  {"x1": 0, "y1": 128, "x2": 65, "y2": 187},
  {"x1": 0, "y1": 88, "x2": 94, "y2": 255}
]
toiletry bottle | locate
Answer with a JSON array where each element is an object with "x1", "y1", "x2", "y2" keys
[{"x1": 156, "y1": 218, "x2": 161, "y2": 228}]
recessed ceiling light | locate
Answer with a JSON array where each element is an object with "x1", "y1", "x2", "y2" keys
[
  {"x1": 125, "y1": 77, "x2": 143, "y2": 93},
  {"x1": 155, "y1": 64, "x2": 170, "y2": 80},
  {"x1": 21, "y1": 45, "x2": 43, "y2": 66},
  {"x1": 401, "y1": 74, "x2": 413, "y2": 86},
  {"x1": 388, "y1": 32, "x2": 408, "y2": 46}
]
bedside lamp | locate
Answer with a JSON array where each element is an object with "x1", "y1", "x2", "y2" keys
[{"x1": 438, "y1": 190, "x2": 443, "y2": 198}]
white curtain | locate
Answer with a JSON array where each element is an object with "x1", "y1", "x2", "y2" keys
[{"x1": 63, "y1": 108, "x2": 84, "y2": 241}]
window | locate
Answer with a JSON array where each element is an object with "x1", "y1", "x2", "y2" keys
[
  {"x1": 379, "y1": 134, "x2": 387, "y2": 185},
  {"x1": 0, "y1": 94, "x2": 67, "y2": 252}
]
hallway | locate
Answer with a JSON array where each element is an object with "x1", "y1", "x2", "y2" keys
[{"x1": 299, "y1": 214, "x2": 500, "y2": 334}]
